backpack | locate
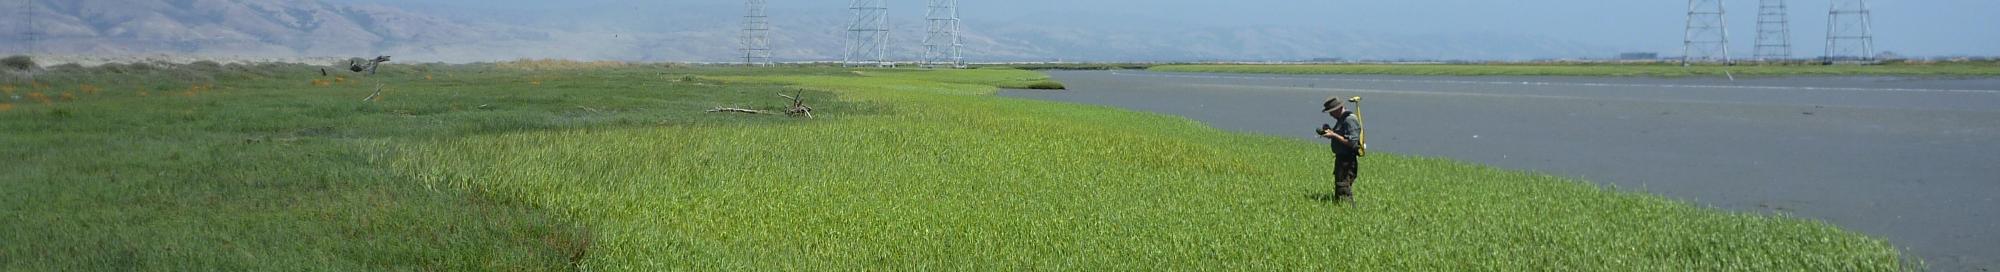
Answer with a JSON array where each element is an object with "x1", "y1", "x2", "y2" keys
[{"x1": 1348, "y1": 97, "x2": 1367, "y2": 157}]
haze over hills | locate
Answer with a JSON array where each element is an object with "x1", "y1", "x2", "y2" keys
[
  {"x1": 2, "y1": 0, "x2": 557, "y2": 62},
  {"x1": 1, "y1": 0, "x2": 1623, "y2": 62}
]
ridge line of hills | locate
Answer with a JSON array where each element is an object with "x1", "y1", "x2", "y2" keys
[{"x1": 1, "y1": 0, "x2": 1617, "y2": 63}]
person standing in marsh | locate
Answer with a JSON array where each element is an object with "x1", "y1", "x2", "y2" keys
[{"x1": 1317, "y1": 97, "x2": 1362, "y2": 204}]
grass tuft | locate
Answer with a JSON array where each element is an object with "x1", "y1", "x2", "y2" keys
[
  {"x1": 1, "y1": 55, "x2": 34, "y2": 71},
  {"x1": 1023, "y1": 80, "x2": 1067, "y2": 89}
]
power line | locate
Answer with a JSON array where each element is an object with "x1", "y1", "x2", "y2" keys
[
  {"x1": 1682, "y1": 0, "x2": 1732, "y2": 65},
  {"x1": 740, "y1": 0, "x2": 772, "y2": 66},
  {"x1": 1753, "y1": 0, "x2": 1791, "y2": 61},
  {"x1": 24, "y1": 0, "x2": 35, "y2": 83},
  {"x1": 921, "y1": 0, "x2": 964, "y2": 69},
  {"x1": 843, "y1": 0, "x2": 890, "y2": 67}
]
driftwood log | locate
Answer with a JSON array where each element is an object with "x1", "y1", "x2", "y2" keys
[
  {"x1": 348, "y1": 56, "x2": 392, "y2": 75},
  {"x1": 706, "y1": 107, "x2": 766, "y2": 114},
  {"x1": 362, "y1": 84, "x2": 385, "y2": 102},
  {"x1": 780, "y1": 92, "x2": 813, "y2": 118},
  {"x1": 704, "y1": 91, "x2": 815, "y2": 118}
]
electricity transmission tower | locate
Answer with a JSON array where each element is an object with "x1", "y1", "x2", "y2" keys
[
  {"x1": 20, "y1": 0, "x2": 35, "y2": 83},
  {"x1": 921, "y1": 0, "x2": 964, "y2": 69},
  {"x1": 739, "y1": 0, "x2": 772, "y2": 66},
  {"x1": 1824, "y1": 0, "x2": 1875, "y2": 62},
  {"x1": 843, "y1": 0, "x2": 891, "y2": 67},
  {"x1": 1753, "y1": 0, "x2": 1791, "y2": 62},
  {"x1": 1682, "y1": 0, "x2": 1732, "y2": 65}
]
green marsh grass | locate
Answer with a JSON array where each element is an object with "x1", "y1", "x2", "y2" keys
[
  {"x1": 1, "y1": 62, "x2": 1908, "y2": 270},
  {"x1": 0, "y1": 62, "x2": 853, "y2": 270},
  {"x1": 392, "y1": 67, "x2": 1905, "y2": 270}
]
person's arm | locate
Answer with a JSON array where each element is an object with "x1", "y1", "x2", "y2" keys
[
  {"x1": 1321, "y1": 129, "x2": 1352, "y2": 146},
  {"x1": 1342, "y1": 118, "x2": 1362, "y2": 148}
]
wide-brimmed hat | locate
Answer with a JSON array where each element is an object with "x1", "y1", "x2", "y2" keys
[{"x1": 1321, "y1": 96, "x2": 1346, "y2": 113}]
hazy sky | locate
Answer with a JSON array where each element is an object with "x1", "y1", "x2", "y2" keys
[{"x1": 333, "y1": 0, "x2": 2000, "y2": 57}]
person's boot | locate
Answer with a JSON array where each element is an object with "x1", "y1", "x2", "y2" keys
[{"x1": 1335, "y1": 187, "x2": 1355, "y2": 206}]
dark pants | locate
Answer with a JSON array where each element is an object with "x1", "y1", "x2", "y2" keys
[{"x1": 1335, "y1": 155, "x2": 1359, "y2": 199}]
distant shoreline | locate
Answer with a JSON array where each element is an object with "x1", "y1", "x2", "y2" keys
[
  {"x1": 19, "y1": 54, "x2": 355, "y2": 67},
  {"x1": 1150, "y1": 62, "x2": 2000, "y2": 77}
]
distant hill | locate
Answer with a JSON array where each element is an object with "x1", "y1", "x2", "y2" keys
[
  {"x1": 0, "y1": 0, "x2": 546, "y2": 61},
  {"x1": 0, "y1": 0, "x2": 1617, "y2": 62}
]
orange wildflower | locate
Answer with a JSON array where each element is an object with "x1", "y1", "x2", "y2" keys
[
  {"x1": 26, "y1": 92, "x2": 50, "y2": 105},
  {"x1": 185, "y1": 84, "x2": 213, "y2": 96},
  {"x1": 80, "y1": 84, "x2": 100, "y2": 95},
  {"x1": 0, "y1": 103, "x2": 12, "y2": 112},
  {"x1": 58, "y1": 92, "x2": 75, "y2": 101}
]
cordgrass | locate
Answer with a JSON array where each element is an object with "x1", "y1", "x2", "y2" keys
[
  {"x1": 390, "y1": 68, "x2": 1900, "y2": 270},
  {"x1": 1151, "y1": 62, "x2": 2000, "y2": 77},
  {"x1": 2, "y1": 62, "x2": 1908, "y2": 270},
  {"x1": 0, "y1": 62, "x2": 873, "y2": 270}
]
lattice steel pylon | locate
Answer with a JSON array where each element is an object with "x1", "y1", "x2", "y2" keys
[
  {"x1": 21, "y1": 0, "x2": 35, "y2": 83},
  {"x1": 1824, "y1": 0, "x2": 1875, "y2": 62},
  {"x1": 1753, "y1": 0, "x2": 1791, "y2": 62},
  {"x1": 921, "y1": 0, "x2": 964, "y2": 69},
  {"x1": 1683, "y1": 0, "x2": 1732, "y2": 65},
  {"x1": 739, "y1": 0, "x2": 772, "y2": 66},
  {"x1": 843, "y1": 0, "x2": 891, "y2": 67}
]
